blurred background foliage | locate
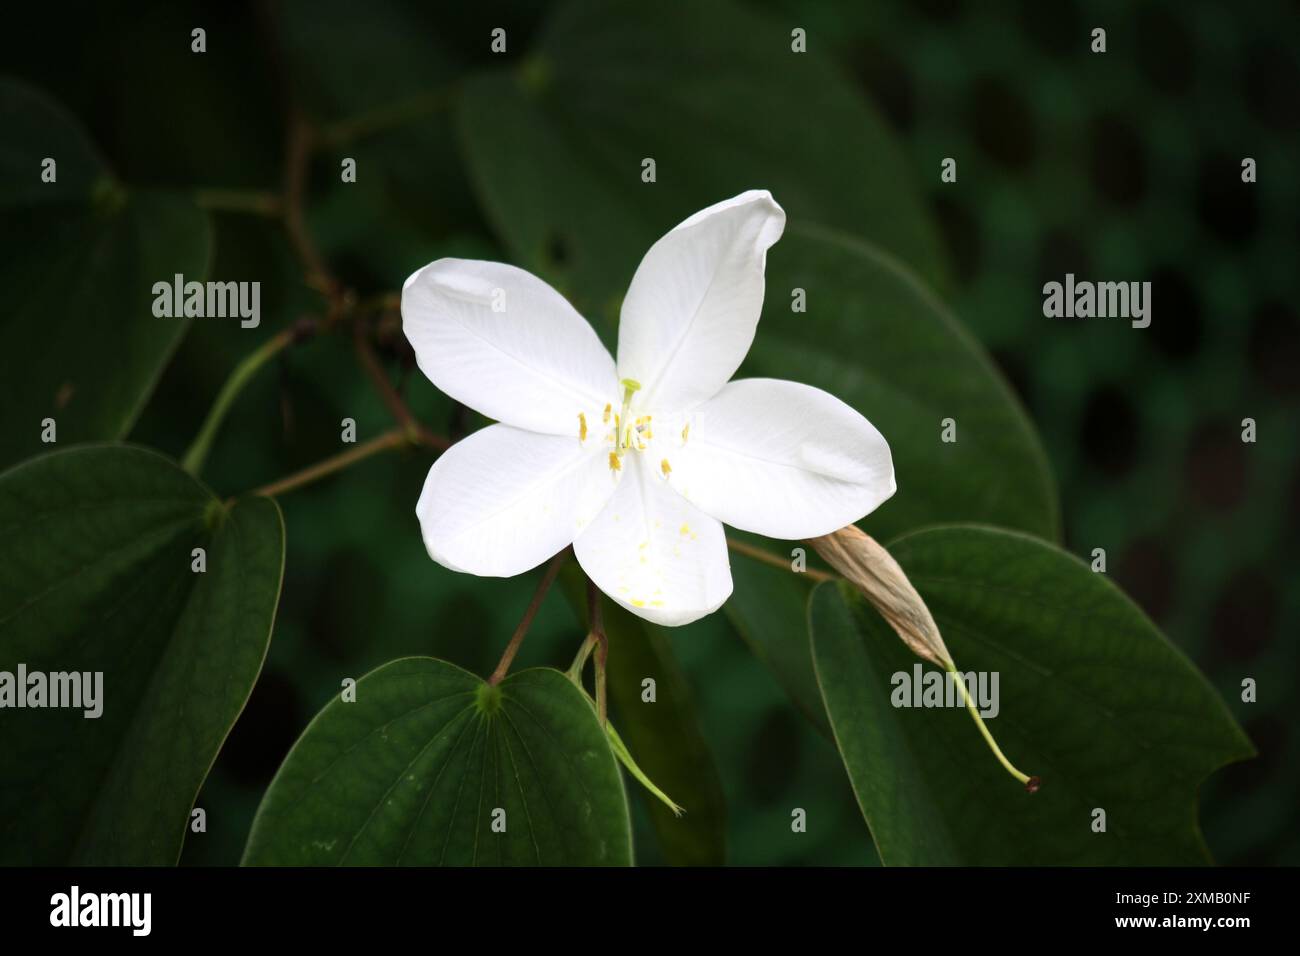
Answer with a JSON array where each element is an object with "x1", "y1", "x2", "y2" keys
[{"x1": 1, "y1": 0, "x2": 1295, "y2": 865}]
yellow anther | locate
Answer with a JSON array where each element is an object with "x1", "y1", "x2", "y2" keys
[
  {"x1": 608, "y1": 452, "x2": 621, "y2": 472},
  {"x1": 661, "y1": 458, "x2": 672, "y2": 476},
  {"x1": 681, "y1": 423, "x2": 690, "y2": 443},
  {"x1": 578, "y1": 412, "x2": 588, "y2": 442},
  {"x1": 603, "y1": 403, "x2": 611, "y2": 424}
]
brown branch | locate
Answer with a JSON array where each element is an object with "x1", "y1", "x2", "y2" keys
[
  {"x1": 726, "y1": 536, "x2": 835, "y2": 583},
  {"x1": 488, "y1": 550, "x2": 570, "y2": 686},
  {"x1": 246, "y1": 428, "x2": 410, "y2": 499},
  {"x1": 283, "y1": 113, "x2": 340, "y2": 311},
  {"x1": 586, "y1": 578, "x2": 609, "y2": 725},
  {"x1": 353, "y1": 320, "x2": 450, "y2": 451}
]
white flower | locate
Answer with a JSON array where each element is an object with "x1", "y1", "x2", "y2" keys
[{"x1": 401, "y1": 190, "x2": 895, "y2": 626}]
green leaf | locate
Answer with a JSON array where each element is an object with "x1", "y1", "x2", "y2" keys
[
  {"x1": 0, "y1": 80, "x2": 212, "y2": 469},
  {"x1": 456, "y1": 0, "x2": 946, "y2": 330},
  {"x1": 242, "y1": 659, "x2": 633, "y2": 866},
  {"x1": 0, "y1": 444, "x2": 285, "y2": 864},
  {"x1": 809, "y1": 525, "x2": 1254, "y2": 865}
]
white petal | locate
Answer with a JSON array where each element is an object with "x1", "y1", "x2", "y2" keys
[
  {"x1": 573, "y1": 456, "x2": 732, "y2": 627},
  {"x1": 416, "y1": 425, "x2": 615, "y2": 577},
  {"x1": 403, "y1": 259, "x2": 618, "y2": 435},
  {"x1": 616, "y1": 191, "x2": 785, "y2": 412},
  {"x1": 665, "y1": 378, "x2": 895, "y2": 539}
]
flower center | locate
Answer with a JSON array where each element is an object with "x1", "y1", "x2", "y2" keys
[{"x1": 577, "y1": 378, "x2": 677, "y2": 477}]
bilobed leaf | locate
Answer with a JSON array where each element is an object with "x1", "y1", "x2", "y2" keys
[
  {"x1": 456, "y1": 0, "x2": 946, "y2": 334},
  {"x1": 809, "y1": 525, "x2": 1254, "y2": 865},
  {"x1": 242, "y1": 659, "x2": 632, "y2": 866},
  {"x1": 0, "y1": 444, "x2": 284, "y2": 864},
  {"x1": 0, "y1": 80, "x2": 212, "y2": 469}
]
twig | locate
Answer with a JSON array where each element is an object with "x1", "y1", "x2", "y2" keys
[
  {"x1": 353, "y1": 319, "x2": 449, "y2": 451},
  {"x1": 488, "y1": 550, "x2": 570, "y2": 686},
  {"x1": 587, "y1": 578, "x2": 609, "y2": 725},
  {"x1": 247, "y1": 427, "x2": 410, "y2": 499},
  {"x1": 726, "y1": 536, "x2": 835, "y2": 583}
]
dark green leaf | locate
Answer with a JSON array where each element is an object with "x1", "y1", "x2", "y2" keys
[
  {"x1": 242, "y1": 659, "x2": 632, "y2": 865},
  {"x1": 809, "y1": 525, "x2": 1254, "y2": 865},
  {"x1": 0, "y1": 80, "x2": 212, "y2": 469},
  {"x1": 456, "y1": 0, "x2": 946, "y2": 333},
  {"x1": 0, "y1": 444, "x2": 284, "y2": 864}
]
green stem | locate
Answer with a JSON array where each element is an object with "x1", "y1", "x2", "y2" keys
[
  {"x1": 182, "y1": 329, "x2": 295, "y2": 476},
  {"x1": 317, "y1": 85, "x2": 456, "y2": 147},
  {"x1": 566, "y1": 633, "x2": 597, "y2": 682},
  {"x1": 946, "y1": 662, "x2": 1040, "y2": 792},
  {"x1": 194, "y1": 188, "x2": 282, "y2": 217}
]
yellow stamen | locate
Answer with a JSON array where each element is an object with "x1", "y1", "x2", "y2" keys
[
  {"x1": 608, "y1": 452, "x2": 621, "y2": 471},
  {"x1": 681, "y1": 423, "x2": 690, "y2": 443},
  {"x1": 602, "y1": 403, "x2": 611, "y2": 424},
  {"x1": 661, "y1": 458, "x2": 672, "y2": 477},
  {"x1": 578, "y1": 412, "x2": 588, "y2": 442}
]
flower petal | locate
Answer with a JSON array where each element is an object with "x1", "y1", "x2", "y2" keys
[
  {"x1": 665, "y1": 378, "x2": 895, "y2": 539},
  {"x1": 416, "y1": 424, "x2": 615, "y2": 577},
  {"x1": 403, "y1": 259, "x2": 618, "y2": 435},
  {"x1": 574, "y1": 456, "x2": 732, "y2": 626},
  {"x1": 616, "y1": 191, "x2": 785, "y2": 412}
]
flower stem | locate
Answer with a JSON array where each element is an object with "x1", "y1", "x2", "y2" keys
[
  {"x1": 946, "y1": 661, "x2": 1040, "y2": 792},
  {"x1": 565, "y1": 580, "x2": 609, "y2": 725},
  {"x1": 588, "y1": 578, "x2": 609, "y2": 725},
  {"x1": 726, "y1": 537, "x2": 835, "y2": 583},
  {"x1": 182, "y1": 328, "x2": 298, "y2": 476},
  {"x1": 246, "y1": 428, "x2": 410, "y2": 499},
  {"x1": 488, "y1": 550, "x2": 569, "y2": 686}
]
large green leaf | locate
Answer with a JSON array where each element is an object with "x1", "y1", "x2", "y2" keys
[
  {"x1": 242, "y1": 658, "x2": 632, "y2": 865},
  {"x1": 0, "y1": 80, "x2": 212, "y2": 469},
  {"x1": 809, "y1": 525, "x2": 1254, "y2": 865},
  {"x1": 456, "y1": 0, "x2": 945, "y2": 330},
  {"x1": 0, "y1": 444, "x2": 285, "y2": 864}
]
